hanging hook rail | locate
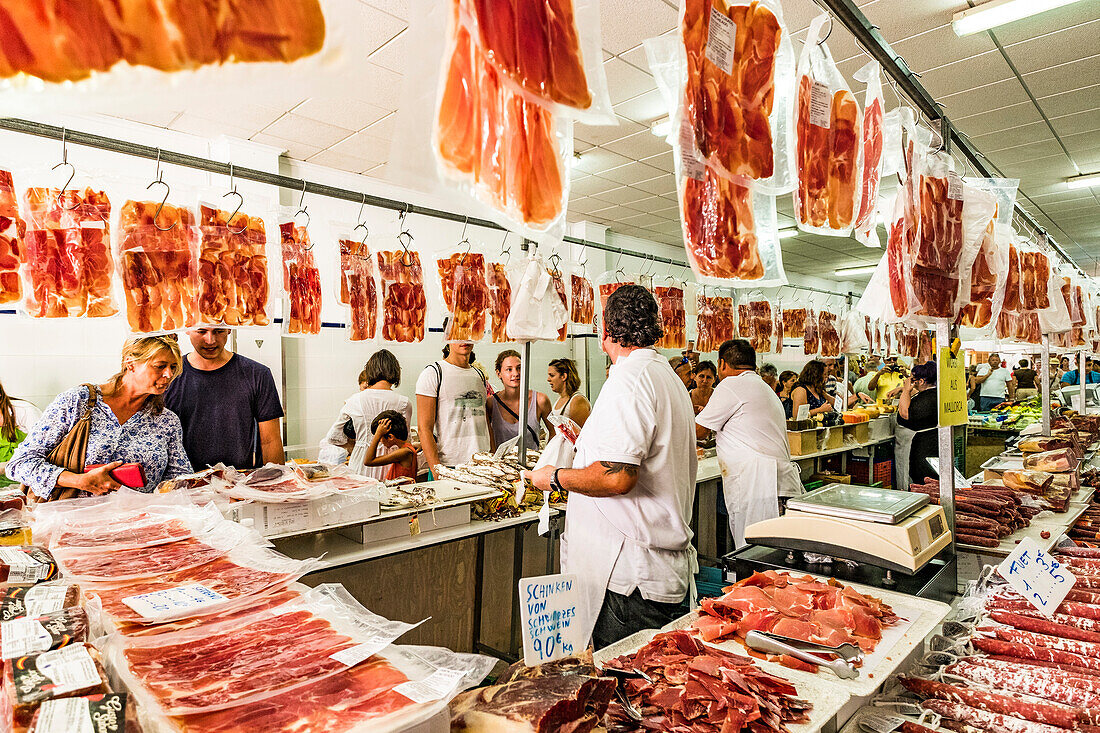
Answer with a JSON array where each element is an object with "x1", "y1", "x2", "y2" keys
[{"x1": 147, "y1": 148, "x2": 176, "y2": 232}]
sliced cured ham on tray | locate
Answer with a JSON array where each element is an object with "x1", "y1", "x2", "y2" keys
[{"x1": 667, "y1": 570, "x2": 949, "y2": 696}]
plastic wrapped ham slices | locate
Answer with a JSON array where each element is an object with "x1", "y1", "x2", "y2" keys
[
  {"x1": 853, "y1": 60, "x2": 884, "y2": 248},
  {"x1": 794, "y1": 14, "x2": 862, "y2": 237},
  {"x1": 488, "y1": 261, "x2": 511, "y2": 342},
  {"x1": 198, "y1": 204, "x2": 270, "y2": 328},
  {"x1": 432, "y1": 1, "x2": 573, "y2": 240},
  {"x1": 338, "y1": 238, "x2": 378, "y2": 341},
  {"x1": 118, "y1": 200, "x2": 200, "y2": 333},
  {"x1": 570, "y1": 273, "x2": 594, "y2": 325},
  {"x1": 677, "y1": 0, "x2": 796, "y2": 194},
  {"x1": 378, "y1": 249, "x2": 427, "y2": 343},
  {"x1": 21, "y1": 185, "x2": 116, "y2": 320},
  {"x1": 439, "y1": 251, "x2": 490, "y2": 342},
  {"x1": 655, "y1": 284, "x2": 686, "y2": 349},
  {"x1": 279, "y1": 220, "x2": 321, "y2": 336},
  {"x1": 0, "y1": 171, "x2": 24, "y2": 305},
  {"x1": 695, "y1": 292, "x2": 734, "y2": 353}
]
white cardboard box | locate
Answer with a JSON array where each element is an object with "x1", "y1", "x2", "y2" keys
[
  {"x1": 225, "y1": 496, "x2": 380, "y2": 537},
  {"x1": 338, "y1": 504, "x2": 472, "y2": 545}
]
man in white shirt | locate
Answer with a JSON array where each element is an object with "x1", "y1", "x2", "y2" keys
[
  {"x1": 416, "y1": 341, "x2": 492, "y2": 474},
  {"x1": 525, "y1": 285, "x2": 697, "y2": 649},
  {"x1": 696, "y1": 339, "x2": 802, "y2": 549},
  {"x1": 974, "y1": 352, "x2": 1012, "y2": 413}
]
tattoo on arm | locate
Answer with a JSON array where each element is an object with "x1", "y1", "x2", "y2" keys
[{"x1": 600, "y1": 461, "x2": 638, "y2": 477}]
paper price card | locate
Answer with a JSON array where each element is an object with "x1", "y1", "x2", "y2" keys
[
  {"x1": 121, "y1": 584, "x2": 229, "y2": 621},
  {"x1": 997, "y1": 537, "x2": 1076, "y2": 616},
  {"x1": 519, "y1": 574, "x2": 583, "y2": 667}
]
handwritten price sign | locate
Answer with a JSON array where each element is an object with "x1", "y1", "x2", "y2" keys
[
  {"x1": 519, "y1": 574, "x2": 583, "y2": 667},
  {"x1": 997, "y1": 537, "x2": 1076, "y2": 616}
]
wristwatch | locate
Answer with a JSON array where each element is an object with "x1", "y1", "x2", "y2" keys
[{"x1": 550, "y1": 468, "x2": 564, "y2": 494}]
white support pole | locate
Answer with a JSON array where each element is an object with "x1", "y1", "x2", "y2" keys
[
  {"x1": 1081, "y1": 350, "x2": 1088, "y2": 415},
  {"x1": 1041, "y1": 336, "x2": 1051, "y2": 434}
]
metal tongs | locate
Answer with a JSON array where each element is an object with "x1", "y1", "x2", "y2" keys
[
  {"x1": 602, "y1": 667, "x2": 651, "y2": 722},
  {"x1": 744, "y1": 630, "x2": 861, "y2": 679}
]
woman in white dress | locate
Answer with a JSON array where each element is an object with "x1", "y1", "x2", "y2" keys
[
  {"x1": 546, "y1": 358, "x2": 590, "y2": 428},
  {"x1": 320, "y1": 350, "x2": 412, "y2": 478}
]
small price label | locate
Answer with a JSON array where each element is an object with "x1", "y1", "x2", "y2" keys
[
  {"x1": 997, "y1": 536, "x2": 1076, "y2": 616},
  {"x1": 947, "y1": 171, "x2": 964, "y2": 201},
  {"x1": 809, "y1": 81, "x2": 832, "y2": 128},
  {"x1": 679, "y1": 125, "x2": 706, "y2": 181},
  {"x1": 121, "y1": 584, "x2": 229, "y2": 621},
  {"x1": 519, "y1": 574, "x2": 583, "y2": 667},
  {"x1": 393, "y1": 667, "x2": 466, "y2": 704},
  {"x1": 833, "y1": 394, "x2": 844, "y2": 413},
  {"x1": 705, "y1": 6, "x2": 737, "y2": 74}
]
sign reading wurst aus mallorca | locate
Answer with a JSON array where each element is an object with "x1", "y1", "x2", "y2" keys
[{"x1": 938, "y1": 346, "x2": 967, "y2": 427}]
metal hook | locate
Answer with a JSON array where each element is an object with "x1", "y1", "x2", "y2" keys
[
  {"x1": 613, "y1": 250, "x2": 626, "y2": 277},
  {"x1": 578, "y1": 243, "x2": 588, "y2": 269},
  {"x1": 223, "y1": 163, "x2": 248, "y2": 235},
  {"x1": 549, "y1": 251, "x2": 562, "y2": 277},
  {"x1": 817, "y1": 14, "x2": 833, "y2": 45},
  {"x1": 352, "y1": 195, "x2": 370, "y2": 249},
  {"x1": 292, "y1": 180, "x2": 312, "y2": 247},
  {"x1": 147, "y1": 178, "x2": 175, "y2": 231},
  {"x1": 52, "y1": 128, "x2": 79, "y2": 211}
]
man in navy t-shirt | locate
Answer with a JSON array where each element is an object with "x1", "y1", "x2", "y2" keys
[{"x1": 166, "y1": 328, "x2": 285, "y2": 470}]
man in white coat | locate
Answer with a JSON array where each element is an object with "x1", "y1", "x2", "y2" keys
[
  {"x1": 525, "y1": 285, "x2": 697, "y2": 649},
  {"x1": 696, "y1": 339, "x2": 802, "y2": 549}
]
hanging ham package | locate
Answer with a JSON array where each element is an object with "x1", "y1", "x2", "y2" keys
[
  {"x1": 647, "y1": 36, "x2": 786, "y2": 288},
  {"x1": 0, "y1": 171, "x2": 24, "y2": 305},
  {"x1": 803, "y1": 305, "x2": 819, "y2": 355},
  {"x1": 655, "y1": 281, "x2": 687, "y2": 349},
  {"x1": 548, "y1": 265, "x2": 569, "y2": 341},
  {"x1": 438, "y1": 250, "x2": 490, "y2": 342},
  {"x1": 818, "y1": 307, "x2": 840, "y2": 357},
  {"x1": 675, "y1": 0, "x2": 796, "y2": 194},
  {"x1": 391, "y1": 0, "x2": 589, "y2": 245},
  {"x1": 197, "y1": 202, "x2": 271, "y2": 328},
  {"x1": 957, "y1": 221, "x2": 1010, "y2": 330},
  {"x1": 736, "y1": 292, "x2": 773, "y2": 353},
  {"x1": 278, "y1": 218, "x2": 322, "y2": 337},
  {"x1": 569, "y1": 270, "x2": 594, "y2": 325},
  {"x1": 793, "y1": 14, "x2": 862, "y2": 237},
  {"x1": 695, "y1": 291, "x2": 734, "y2": 353},
  {"x1": 21, "y1": 181, "x2": 117, "y2": 320},
  {"x1": 487, "y1": 259, "x2": 512, "y2": 342},
  {"x1": 337, "y1": 235, "x2": 378, "y2": 341},
  {"x1": 118, "y1": 200, "x2": 199, "y2": 333},
  {"x1": 852, "y1": 60, "x2": 884, "y2": 248},
  {"x1": 378, "y1": 247, "x2": 427, "y2": 343},
  {"x1": 595, "y1": 270, "x2": 634, "y2": 339}
]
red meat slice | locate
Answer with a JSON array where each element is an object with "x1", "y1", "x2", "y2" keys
[
  {"x1": 377, "y1": 250, "x2": 426, "y2": 343},
  {"x1": 570, "y1": 274, "x2": 593, "y2": 325},
  {"x1": 655, "y1": 286, "x2": 686, "y2": 349},
  {"x1": 438, "y1": 252, "x2": 489, "y2": 341},
  {"x1": 279, "y1": 222, "x2": 321, "y2": 335},
  {"x1": 338, "y1": 239, "x2": 377, "y2": 341},
  {"x1": 488, "y1": 262, "x2": 511, "y2": 342}
]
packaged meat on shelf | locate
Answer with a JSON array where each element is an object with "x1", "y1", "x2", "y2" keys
[
  {"x1": 695, "y1": 291, "x2": 735, "y2": 353},
  {"x1": 12, "y1": 490, "x2": 496, "y2": 733}
]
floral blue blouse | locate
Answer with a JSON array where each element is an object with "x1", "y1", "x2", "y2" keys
[{"x1": 5, "y1": 385, "x2": 192, "y2": 499}]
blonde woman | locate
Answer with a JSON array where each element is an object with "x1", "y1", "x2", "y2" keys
[
  {"x1": 547, "y1": 358, "x2": 591, "y2": 427},
  {"x1": 6, "y1": 336, "x2": 192, "y2": 499}
]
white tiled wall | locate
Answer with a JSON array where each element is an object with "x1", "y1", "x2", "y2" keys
[{"x1": 0, "y1": 112, "x2": 862, "y2": 460}]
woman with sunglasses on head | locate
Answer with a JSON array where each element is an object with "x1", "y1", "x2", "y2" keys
[
  {"x1": 6, "y1": 336, "x2": 192, "y2": 499},
  {"x1": 547, "y1": 358, "x2": 591, "y2": 428}
]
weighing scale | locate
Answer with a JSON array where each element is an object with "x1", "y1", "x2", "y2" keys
[{"x1": 736, "y1": 484, "x2": 955, "y2": 601}]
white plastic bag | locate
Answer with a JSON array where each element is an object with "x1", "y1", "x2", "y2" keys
[{"x1": 505, "y1": 253, "x2": 567, "y2": 341}]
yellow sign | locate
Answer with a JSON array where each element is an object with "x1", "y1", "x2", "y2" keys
[{"x1": 939, "y1": 346, "x2": 967, "y2": 426}]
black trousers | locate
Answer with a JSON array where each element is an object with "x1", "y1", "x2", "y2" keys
[{"x1": 592, "y1": 588, "x2": 683, "y2": 650}]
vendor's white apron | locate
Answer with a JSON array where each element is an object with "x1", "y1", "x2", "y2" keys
[
  {"x1": 562, "y1": 499, "x2": 697, "y2": 645},
  {"x1": 894, "y1": 424, "x2": 916, "y2": 490},
  {"x1": 718, "y1": 452, "x2": 800, "y2": 549}
]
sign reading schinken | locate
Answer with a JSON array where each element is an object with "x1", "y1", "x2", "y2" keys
[{"x1": 519, "y1": 574, "x2": 583, "y2": 667}]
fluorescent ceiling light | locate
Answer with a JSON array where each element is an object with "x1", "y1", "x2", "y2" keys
[
  {"x1": 650, "y1": 117, "x2": 671, "y2": 138},
  {"x1": 834, "y1": 264, "x2": 878, "y2": 277},
  {"x1": 952, "y1": 0, "x2": 1088, "y2": 36},
  {"x1": 1066, "y1": 172, "x2": 1100, "y2": 190},
  {"x1": 779, "y1": 228, "x2": 799, "y2": 239}
]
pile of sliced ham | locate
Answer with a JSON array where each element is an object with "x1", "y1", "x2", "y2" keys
[{"x1": 691, "y1": 571, "x2": 900, "y2": 672}]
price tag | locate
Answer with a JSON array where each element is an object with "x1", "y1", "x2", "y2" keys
[
  {"x1": 519, "y1": 574, "x2": 583, "y2": 667},
  {"x1": 795, "y1": 403, "x2": 810, "y2": 421},
  {"x1": 31, "y1": 697, "x2": 95, "y2": 733},
  {"x1": 809, "y1": 81, "x2": 831, "y2": 128},
  {"x1": 705, "y1": 6, "x2": 736, "y2": 74},
  {"x1": 0, "y1": 618, "x2": 52, "y2": 659},
  {"x1": 34, "y1": 645, "x2": 101, "y2": 695},
  {"x1": 0, "y1": 548, "x2": 50, "y2": 584},
  {"x1": 393, "y1": 667, "x2": 466, "y2": 704},
  {"x1": 331, "y1": 636, "x2": 396, "y2": 667},
  {"x1": 678, "y1": 125, "x2": 706, "y2": 181},
  {"x1": 264, "y1": 503, "x2": 311, "y2": 534},
  {"x1": 833, "y1": 394, "x2": 844, "y2": 413},
  {"x1": 121, "y1": 584, "x2": 229, "y2": 621},
  {"x1": 997, "y1": 536, "x2": 1076, "y2": 615},
  {"x1": 947, "y1": 171, "x2": 964, "y2": 201}
]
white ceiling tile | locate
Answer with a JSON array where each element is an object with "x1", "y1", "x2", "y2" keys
[
  {"x1": 368, "y1": 28, "x2": 408, "y2": 74},
  {"x1": 575, "y1": 117, "x2": 645, "y2": 146},
  {"x1": 614, "y1": 89, "x2": 669, "y2": 124},
  {"x1": 589, "y1": 186, "x2": 651, "y2": 206},
  {"x1": 169, "y1": 113, "x2": 256, "y2": 140},
  {"x1": 249, "y1": 133, "x2": 324, "y2": 161},
  {"x1": 601, "y1": 130, "x2": 668, "y2": 160},
  {"x1": 569, "y1": 197, "x2": 611, "y2": 216},
  {"x1": 574, "y1": 147, "x2": 632, "y2": 175},
  {"x1": 118, "y1": 109, "x2": 182, "y2": 128},
  {"x1": 1038, "y1": 85, "x2": 1100, "y2": 118},
  {"x1": 642, "y1": 150, "x2": 675, "y2": 173},
  {"x1": 954, "y1": 102, "x2": 1041, "y2": 137},
  {"x1": 1022, "y1": 54, "x2": 1100, "y2": 98},
  {"x1": 260, "y1": 114, "x2": 355, "y2": 148},
  {"x1": 992, "y1": 0, "x2": 1100, "y2": 45},
  {"x1": 293, "y1": 97, "x2": 392, "y2": 132},
  {"x1": 306, "y1": 149, "x2": 375, "y2": 173},
  {"x1": 325, "y1": 131, "x2": 391, "y2": 163},
  {"x1": 890, "y1": 24, "x2": 997, "y2": 74},
  {"x1": 1064, "y1": 129, "x2": 1100, "y2": 155},
  {"x1": 343, "y1": 2, "x2": 407, "y2": 55},
  {"x1": 620, "y1": 212, "x2": 669, "y2": 228},
  {"x1": 351, "y1": 64, "x2": 405, "y2": 110},
  {"x1": 617, "y1": 44, "x2": 651, "y2": 72},
  {"x1": 598, "y1": 160, "x2": 666, "y2": 185},
  {"x1": 360, "y1": 0, "x2": 408, "y2": 21},
  {"x1": 364, "y1": 163, "x2": 388, "y2": 178},
  {"x1": 860, "y1": 0, "x2": 959, "y2": 41},
  {"x1": 633, "y1": 174, "x2": 677, "y2": 196},
  {"x1": 603, "y1": 58, "x2": 658, "y2": 105},
  {"x1": 599, "y1": 0, "x2": 678, "y2": 55},
  {"x1": 918, "y1": 51, "x2": 1015, "y2": 99},
  {"x1": 570, "y1": 175, "x2": 618, "y2": 197},
  {"x1": 622, "y1": 194, "x2": 667, "y2": 212},
  {"x1": 597, "y1": 204, "x2": 650, "y2": 220},
  {"x1": 1052, "y1": 107, "x2": 1100, "y2": 137},
  {"x1": 363, "y1": 111, "x2": 398, "y2": 140},
  {"x1": 971, "y1": 121, "x2": 1053, "y2": 153},
  {"x1": 1003, "y1": 19, "x2": 1100, "y2": 74},
  {"x1": 939, "y1": 78, "x2": 1030, "y2": 119}
]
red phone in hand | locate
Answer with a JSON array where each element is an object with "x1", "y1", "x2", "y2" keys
[{"x1": 84, "y1": 463, "x2": 147, "y2": 489}]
